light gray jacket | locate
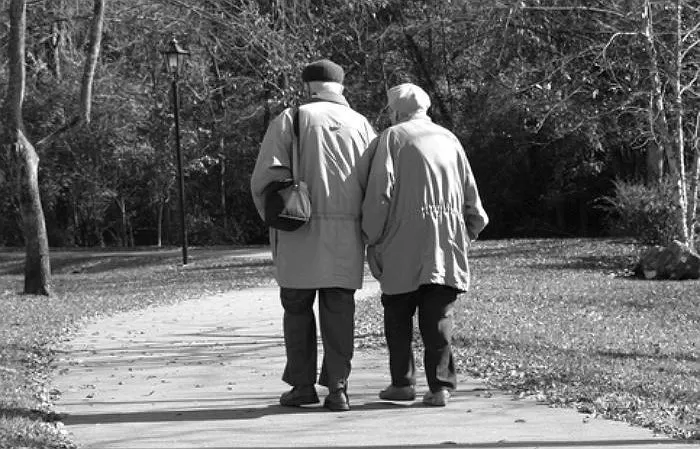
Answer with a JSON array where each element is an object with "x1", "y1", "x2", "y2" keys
[
  {"x1": 251, "y1": 92, "x2": 376, "y2": 289},
  {"x1": 362, "y1": 113, "x2": 488, "y2": 295}
]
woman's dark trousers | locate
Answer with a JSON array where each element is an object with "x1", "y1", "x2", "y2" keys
[
  {"x1": 280, "y1": 287, "x2": 355, "y2": 392},
  {"x1": 381, "y1": 284, "x2": 458, "y2": 393}
]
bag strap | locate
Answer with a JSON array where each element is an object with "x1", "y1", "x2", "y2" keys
[{"x1": 291, "y1": 107, "x2": 300, "y2": 184}]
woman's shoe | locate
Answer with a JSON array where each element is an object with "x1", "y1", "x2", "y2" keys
[
  {"x1": 323, "y1": 389, "x2": 350, "y2": 411},
  {"x1": 422, "y1": 388, "x2": 450, "y2": 407},
  {"x1": 378, "y1": 385, "x2": 416, "y2": 401}
]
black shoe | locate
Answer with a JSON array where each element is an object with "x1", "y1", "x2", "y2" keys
[
  {"x1": 323, "y1": 389, "x2": 350, "y2": 412},
  {"x1": 279, "y1": 385, "x2": 319, "y2": 407}
]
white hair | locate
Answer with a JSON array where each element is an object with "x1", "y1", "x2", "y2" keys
[{"x1": 306, "y1": 81, "x2": 344, "y2": 95}]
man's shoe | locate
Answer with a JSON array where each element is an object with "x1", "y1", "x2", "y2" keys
[
  {"x1": 279, "y1": 385, "x2": 319, "y2": 407},
  {"x1": 323, "y1": 389, "x2": 350, "y2": 412},
  {"x1": 422, "y1": 388, "x2": 450, "y2": 407},
  {"x1": 378, "y1": 385, "x2": 416, "y2": 401}
]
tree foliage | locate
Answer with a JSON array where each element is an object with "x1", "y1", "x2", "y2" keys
[{"x1": 1, "y1": 0, "x2": 699, "y2": 250}]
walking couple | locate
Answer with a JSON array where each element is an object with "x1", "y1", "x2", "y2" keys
[{"x1": 250, "y1": 59, "x2": 489, "y2": 412}]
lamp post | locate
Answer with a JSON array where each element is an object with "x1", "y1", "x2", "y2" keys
[{"x1": 161, "y1": 38, "x2": 190, "y2": 265}]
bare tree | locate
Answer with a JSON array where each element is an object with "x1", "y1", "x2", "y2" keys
[
  {"x1": 503, "y1": 0, "x2": 699, "y2": 245},
  {"x1": 2, "y1": 0, "x2": 52, "y2": 295},
  {"x1": 641, "y1": 0, "x2": 699, "y2": 244},
  {"x1": 1, "y1": 0, "x2": 107, "y2": 294}
]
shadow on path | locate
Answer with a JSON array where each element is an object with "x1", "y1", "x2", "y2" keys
[
  {"x1": 73, "y1": 440, "x2": 694, "y2": 449},
  {"x1": 62, "y1": 401, "x2": 417, "y2": 425}
]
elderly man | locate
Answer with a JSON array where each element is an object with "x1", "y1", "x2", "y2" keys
[
  {"x1": 362, "y1": 83, "x2": 488, "y2": 407},
  {"x1": 251, "y1": 59, "x2": 376, "y2": 411}
]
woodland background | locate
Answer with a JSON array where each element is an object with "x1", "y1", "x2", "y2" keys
[{"x1": 2, "y1": 0, "x2": 699, "y2": 250}]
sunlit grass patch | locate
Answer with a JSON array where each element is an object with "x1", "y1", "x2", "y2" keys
[{"x1": 355, "y1": 238, "x2": 699, "y2": 440}]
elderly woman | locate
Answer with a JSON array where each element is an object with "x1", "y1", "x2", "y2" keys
[{"x1": 362, "y1": 83, "x2": 489, "y2": 407}]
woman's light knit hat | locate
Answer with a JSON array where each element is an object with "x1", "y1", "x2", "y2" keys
[{"x1": 386, "y1": 83, "x2": 431, "y2": 114}]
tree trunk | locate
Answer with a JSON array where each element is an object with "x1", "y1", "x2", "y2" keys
[
  {"x1": 642, "y1": 0, "x2": 666, "y2": 184},
  {"x1": 689, "y1": 111, "x2": 700, "y2": 245},
  {"x1": 643, "y1": 0, "x2": 688, "y2": 242},
  {"x1": 3, "y1": 0, "x2": 52, "y2": 296},
  {"x1": 117, "y1": 197, "x2": 127, "y2": 246},
  {"x1": 579, "y1": 198, "x2": 589, "y2": 237},
  {"x1": 671, "y1": 0, "x2": 689, "y2": 243},
  {"x1": 219, "y1": 148, "x2": 227, "y2": 232},
  {"x1": 47, "y1": 19, "x2": 63, "y2": 79},
  {"x1": 156, "y1": 198, "x2": 164, "y2": 248},
  {"x1": 128, "y1": 219, "x2": 134, "y2": 247},
  {"x1": 14, "y1": 133, "x2": 52, "y2": 295},
  {"x1": 72, "y1": 191, "x2": 81, "y2": 246},
  {"x1": 80, "y1": 0, "x2": 105, "y2": 124}
]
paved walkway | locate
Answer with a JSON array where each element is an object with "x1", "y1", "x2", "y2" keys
[{"x1": 53, "y1": 250, "x2": 695, "y2": 449}]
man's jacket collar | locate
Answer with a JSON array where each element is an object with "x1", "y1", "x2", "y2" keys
[{"x1": 308, "y1": 91, "x2": 350, "y2": 107}]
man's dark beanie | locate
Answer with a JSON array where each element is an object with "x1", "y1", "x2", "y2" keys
[{"x1": 301, "y1": 59, "x2": 345, "y2": 84}]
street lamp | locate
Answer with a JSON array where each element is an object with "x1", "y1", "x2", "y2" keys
[{"x1": 161, "y1": 38, "x2": 190, "y2": 265}]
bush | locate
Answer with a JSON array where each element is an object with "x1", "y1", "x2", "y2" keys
[{"x1": 599, "y1": 179, "x2": 683, "y2": 245}]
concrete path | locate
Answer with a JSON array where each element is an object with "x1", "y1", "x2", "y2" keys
[{"x1": 52, "y1": 250, "x2": 695, "y2": 449}]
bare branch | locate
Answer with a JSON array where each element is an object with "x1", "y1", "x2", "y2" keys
[
  {"x1": 531, "y1": 86, "x2": 584, "y2": 133},
  {"x1": 519, "y1": 5, "x2": 626, "y2": 18},
  {"x1": 599, "y1": 31, "x2": 642, "y2": 60},
  {"x1": 496, "y1": 5, "x2": 515, "y2": 68},
  {"x1": 680, "y1": 38, "x2": 700, "y2": 61},
  {"x1": 681, "y1": 21, "x2": 700, "y2": 43},
  {"x1": 35, "y1": 117, "x2": 81, "y2": 147},
  {"x1": 681, "y1": 69, "x2": 700, "y2": 96}
]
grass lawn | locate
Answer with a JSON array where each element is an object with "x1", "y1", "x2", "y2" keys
[
  {"x1": 357, "y1": 238, "x2": 699, "y2": 440},
  {"x1": 0, "y1": 239, "x2": 698, "y2": 448}
]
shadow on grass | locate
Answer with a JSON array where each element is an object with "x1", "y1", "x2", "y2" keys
[
  {"x1": 596, "y1": 349, "x2": 698, "y2": 363},
  {"x1": 471, "y1": 239, "x2": 641, "y2": 268},
  {"x1": 1, "y1": 256, "x2": 274, "y2": 277},
  {"x1": 0, "y1": 247, "x2": 273, "y2": 276},
  {"x1": 0, "y1": 407, "x2": 63, "y2": 423},
  {"x1": 182, "y1": 260, "x2": 273, "y2": 273},
  {"x1": 453, "y1": 336, "x2": 699, "y2": 365},
  {"x1": 526, "y1": 254, "x2": 637, "y2": 272},
  {"x1": 469, "y1": 242, "x2": 545, "y2": 260},
  {"x1": 0, "y1": 254, "x2": 176, "y2": 276}
]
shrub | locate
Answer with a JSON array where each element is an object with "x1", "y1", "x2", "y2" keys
[{"x1": 599, "y1": 179, "x2": 682, "y2": 245}]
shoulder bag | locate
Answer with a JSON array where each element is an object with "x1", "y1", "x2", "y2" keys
[{"x1": 263, "y1": 108, "x2": 312, "y2": 231}]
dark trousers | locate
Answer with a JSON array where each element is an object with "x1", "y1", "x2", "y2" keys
[
  {"x1": 280, "y1": 287, "x2": 355, "y2": 392},
  {"x1": 381, "y1": 284, "x2": 458, "y2": 393}
]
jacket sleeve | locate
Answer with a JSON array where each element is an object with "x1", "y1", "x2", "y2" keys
[
  {"x1": 250, "y1": 109, "x2": 295, "y2": 221},
  {"x1": 462, "y1": 156, "x2": 489, "y2": 240},
  {"x1": 356, "y1": 121, "x2": 379, "y2": 193},
  {"x1": 361, "y1": 131, "x2": 395, "y2": 245}
]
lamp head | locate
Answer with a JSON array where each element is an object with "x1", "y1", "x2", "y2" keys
[{"x1": 161, "y1": 38, "x2": 189, "y2": 76}]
